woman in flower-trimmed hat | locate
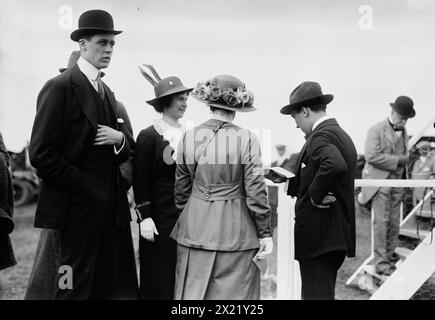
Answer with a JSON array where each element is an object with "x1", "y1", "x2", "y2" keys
[
  {"x1": 170, "y1": 75, "x2": 273, "y2": 300},
  {"x1": 133, "y1": 65, "x2": 193, "y2": 300}
]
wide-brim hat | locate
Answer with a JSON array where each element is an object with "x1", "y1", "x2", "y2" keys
[
  {"x1": 389, "y1": 96, "x2": 415, "y2": 119},
  {"x1": 139, "y1": 64, "x2": 193, "y2": 107},
  {"x1": 280, "y1": 81, "x2": 333, "y2": 115},
  {"x1": 146, "y1": 76, "x2": 193, "y2": 107},
  {"x1": 70, "y1": 10, "x2": 122, "y2": 42},
  {"x1": 191, "y1": 75, "x2": 256, "y2": 113}
]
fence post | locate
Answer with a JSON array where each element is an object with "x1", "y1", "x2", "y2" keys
[{"x1": 276, "y1": 183, "x2": 301, "y2": 299}]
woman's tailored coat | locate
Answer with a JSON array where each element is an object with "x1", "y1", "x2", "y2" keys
[{"x1": 170, "y1": 119, "x2": 272, "y2": 251}]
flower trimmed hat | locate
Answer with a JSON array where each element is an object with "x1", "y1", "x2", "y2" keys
[{"x1": 191, "y1": 75, "x2": 256, "y2": 112}]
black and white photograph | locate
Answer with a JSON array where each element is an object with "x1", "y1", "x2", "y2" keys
[{"x1": 1, "y1": 0, "x2": 435, "y2": 308}]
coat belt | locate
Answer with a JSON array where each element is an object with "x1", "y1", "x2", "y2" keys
[{"x1": 191, "y1": 182, "x2": 246, "y2": 201}]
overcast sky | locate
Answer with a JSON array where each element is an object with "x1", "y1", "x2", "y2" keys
[{"x1": 1, "y1": 0, "x2": 434, "y2": 163}]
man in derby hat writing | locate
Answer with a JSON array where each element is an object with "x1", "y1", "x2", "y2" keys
[
  {"x1": 28, "y1": 10, "x2": 138, "y2": 299},
  {"x1": 359, "y1": 96, "x2": 416, "y2": 277},
  {"x1": 280, "y1": 81, "x2": 357, "y2": 300}
]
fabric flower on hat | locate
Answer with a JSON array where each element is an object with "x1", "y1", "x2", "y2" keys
[
  {"x1": 223, "y1": 90, "x2": 241, "y2": 107},
  {"x1": 194, "y1": 82, "x2": 211, "y2": 100},
  {"x1": 248, "y1": 90, "x2": 255, "y2": 105},
  {"x1": 209, "y1": 85, "x2": 222, "y2": 101},
  {"x1": 237, "y1": 89, "x2": 250, "y2": 106}
]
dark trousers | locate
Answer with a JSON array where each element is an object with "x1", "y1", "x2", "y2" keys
[
  {"x1": 54, "y1": 183, "x2": 138, "y2": 300},
  {"x1": 299, "y1": 251, "x2": 346, "y2": 300}
]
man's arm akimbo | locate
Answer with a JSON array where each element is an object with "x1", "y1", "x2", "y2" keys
[{"x1": 308, "y1": 133, "x2": 348, "y2": 205}]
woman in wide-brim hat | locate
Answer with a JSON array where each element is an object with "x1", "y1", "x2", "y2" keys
[
  {"x1": 170, "y1": 75, "x2": 273, "y2": 300},
  {"x1": 132, "y1": 65, "x2": 193, "y2": 300}
]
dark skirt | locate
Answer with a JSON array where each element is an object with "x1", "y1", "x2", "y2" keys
[
  {"x1": 139, "y1": 227, "x2": 176, "y2": 300},
  {"x1": 174, "y1": 244, "x2": 260, "y2": 300}
]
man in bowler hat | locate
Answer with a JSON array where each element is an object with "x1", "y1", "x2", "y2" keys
[
  {"x1": 280, "y1": 82, "x2": 357, "y2": 299},
  {"x1": 28, "y1": 10, "x2": 138, "y2": 299},
  {"x1": 25, "y1": 49, "x2": 136, "y2": 299},
  {"x1": 359, "y1": 96, "x2": 416, "y2": 276}
]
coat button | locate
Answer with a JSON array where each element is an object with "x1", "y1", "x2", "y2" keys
[{"x1": 204, "y1": 193, "x2": 210, "y2": 199}]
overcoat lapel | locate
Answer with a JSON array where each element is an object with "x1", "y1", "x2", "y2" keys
[
  {"x1": 71, "y1": 64, "x2": 98, "y2": 130},
  {"x1": 103, "y1": 82, "x2": 120, "y2": 130},
  {"x1": 383, "y1": 120, "x2": 396, "y2": 153}
]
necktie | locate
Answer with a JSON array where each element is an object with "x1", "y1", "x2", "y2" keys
[{"x1": 96, "y1": 73, "x2": 105, "y2": 100}]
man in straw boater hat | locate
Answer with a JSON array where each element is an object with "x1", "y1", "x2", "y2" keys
[
  {"x1": 359, "y1": 96, "x2": 416, "y2": 277},
  {"x1": 170, "y1": 75, "x2": 273, "y2": 299},
  {"x1": 28, "y1": 10, "x2": 138, "y2": 299},
  {"x1": 25, "y1": 50, "x2": 136, "y2": 300},
  {"x1": 279, "y1": 81, "x2": 357, "y2": 300}
]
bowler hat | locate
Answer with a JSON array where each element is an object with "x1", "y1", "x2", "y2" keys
[
  {"x1": 390, "y1": 96, "x2": 415, "y2": 119},
  {"x1": 191, "y1": 75, "x2": 256, "y2": 113},
  {"x1": 139, "y1": 64, "x2": 193, "y2": 107},
  {"x1": 280, "y1": 81, "x2": 333, "y2": 115},
  {"x1": 70, "y1": 10, "x2": 122, "y2": 42}
]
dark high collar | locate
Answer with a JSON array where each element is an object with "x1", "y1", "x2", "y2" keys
[{"x1": 304, "y1": 118, "x2": 338, "y2": 139}]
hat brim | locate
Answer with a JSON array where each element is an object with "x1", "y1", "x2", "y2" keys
[
  {"x1": 280, "y1": 94, "x2": 334, "y2": 115},
  {"x1": 146, "y1": 87, "x2": 194, "y2": 107},
  {"x1": 191, "y1": 93, "x2": 257, "y2": 113},
  {"x1": 70, "y1": 28, "x2": 123, "y2": 42},
  {"x1": 389, "y1": 103, "x2": 416, "y2": 119}
]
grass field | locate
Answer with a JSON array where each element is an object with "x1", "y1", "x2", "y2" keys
[{"x1": 0, "y1": 201, "x2": 387, "y2": 300}]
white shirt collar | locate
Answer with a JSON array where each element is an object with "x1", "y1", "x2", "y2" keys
[
  {"x1": 212, "y1": 113, "x2": 233, "y2": 123},
  {"x1": 312, "y1": 114, "x2": 334, "y2": 131},
  {"x1": 388, "y1": 116, "x2": 405, "y2": 136},
  {"x1": 77, "y1": 56, "x2": 100, "y2": 81},
  {"x1": 153, "y1": 118, "x2": 186, "y2": 161}
]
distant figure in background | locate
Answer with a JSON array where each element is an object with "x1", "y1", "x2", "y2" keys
[
  {"x1": 359, "y1": 96, "x2": 416, "y2": 276},
  {"x1": 25, "y1": 49, "x2": 135, "y2": 300},
  {"x1": 27, "y1": 10, "x2": 138, "y2": 299},
  {"x1": 133, "y1": 65, "x2": 193, "y2": 300},
  {"x1": 410, "y1": 142, "x2": 435, "y2": 210},
  {"x1": 281, "y1": 81, "x2": 357, "y2": 300},
  {"x1": 267, "y1": 144, "x2": 295, "y2": 229},
  {"x1": 0, "y1": 131, "x2": 16, "y2": 272}
]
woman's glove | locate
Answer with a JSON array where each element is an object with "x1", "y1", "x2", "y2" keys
[
  {"x1": 140, "y1": 217, "x2": 159, "y2": 242},
  {"x1": 257, "y1": 237, "x2": 273, "y2": 260}
]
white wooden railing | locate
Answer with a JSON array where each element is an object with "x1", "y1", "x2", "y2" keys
[{"x1": 274, "y1": 179, "x2": 435, "y2": 300}]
